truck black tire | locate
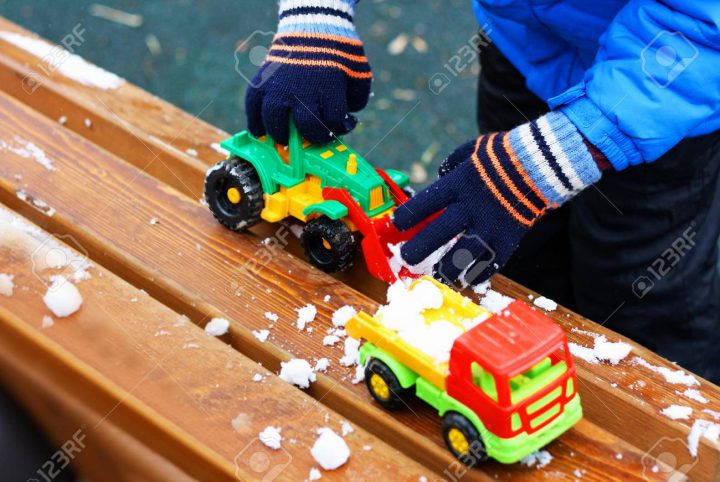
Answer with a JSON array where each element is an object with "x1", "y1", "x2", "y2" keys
[
  {"x1": 364, "y1": 358, "x2": 413, "y2": 411},
  {"x1": 441, "y1": 412, "x2": 488, "y2": 466},
  {"x1": 204, "y1": 158, "x2": 263, "y2": 232},
  {"x1": 301, "y1": 217, "x2": 358, "y2": 273}
]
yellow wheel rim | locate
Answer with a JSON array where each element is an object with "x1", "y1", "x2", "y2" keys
[
  {"x1": 447, "y1": 428, "x2": 470, "y2": 455},
  {"x1": 370, "y1": 374, "x2": 390, "y2": 400},
  {"x1": 322, "y1": 238, "x2": 332, "y2": 250},
  {"x1": 226, "y1": 187, "x2": 242, "y2": 205}
]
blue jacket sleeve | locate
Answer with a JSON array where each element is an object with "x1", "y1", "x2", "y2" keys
[{"x1": 550, "y1": 1, "x2": 720, "y2": 170}]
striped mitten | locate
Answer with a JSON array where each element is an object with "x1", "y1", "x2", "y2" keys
[
  {"x1": 245, "y1": 0, "x2": 372, "y2": 145},
  {"x1": 394, "y1": 111, "x2": 603, "y2": 286}
]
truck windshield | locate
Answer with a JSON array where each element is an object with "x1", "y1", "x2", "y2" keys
[{"x1": 509, "y1": 353, "x2": 567, "y2": 404}]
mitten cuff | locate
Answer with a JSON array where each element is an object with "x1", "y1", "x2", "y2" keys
[
  {"x1": 278, "y1": 0, "x2": 358, "y2": 39},
  {"x1": 506, "y1": 111, "x2": 601, "y2": 206}
]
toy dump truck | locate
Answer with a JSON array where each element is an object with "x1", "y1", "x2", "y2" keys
[
  {"x1": 345, "y1": 277, "x2": 582, "y2": 466},
  {"x1": 204, "y1": 122, "x2": 428, "y2": 282}
]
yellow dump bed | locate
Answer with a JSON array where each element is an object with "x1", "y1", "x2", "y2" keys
[{"x1": 345, "y1": 277, "x2": 492, "y2": 390}]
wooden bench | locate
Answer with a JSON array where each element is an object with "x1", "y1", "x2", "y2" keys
[{"x1": 0, "y1": 17, "x2": 718, "y2": 481}]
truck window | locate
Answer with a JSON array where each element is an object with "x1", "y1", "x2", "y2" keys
[
  {"x1": 509, "y1": 356, "x2": 567, "y2": 404},
  {"x1": 471, "y1": 362, "x2": 498, "y2": 401}
]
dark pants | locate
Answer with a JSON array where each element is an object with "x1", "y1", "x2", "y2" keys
[{"x1": 478, "y1": 44, "x2": 720, "y2": 384}]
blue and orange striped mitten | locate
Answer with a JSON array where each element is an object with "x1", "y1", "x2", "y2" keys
[
  {"x1": 245, "y1": 0, "x2": 371, "y2": 145},
  {"x1": 393, "y1": 111, "x2": 603, "y2": 286}
]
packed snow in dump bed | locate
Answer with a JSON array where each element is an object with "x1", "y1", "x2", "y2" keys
[{"x1": 374, "y1": 279, "x2": 491, "y2": 363}]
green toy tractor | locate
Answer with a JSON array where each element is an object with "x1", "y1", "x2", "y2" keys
[{"x1": 204, "y1": 122, "x2": 425, "y2": 282}]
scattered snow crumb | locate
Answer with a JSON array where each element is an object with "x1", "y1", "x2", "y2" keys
[
  {"x1": 632, "y1": 357, "x2": 699, "y2": 386},
  {"x1": 0, "y1": 137, "x2": 57, "y2": 171},
  {"x1": 0, "y1": 273, "x2": 14, "y2": 296},
  {"x1": 479, "y1": 289, "x2": 513, "y2": 313},
  {"x1": 265, "y1": 311, "x2": 279, "y2": 322},
  {"x1": 296, "y1": 304, "x2": 317, "y2": 330},
  {"x1": 149, "y1": 217, "x2": 159, "y2": 226},
  {"x1": 322, "y1": 335, "x2": 341, "y2": 346},
  {"x1": 533, "y1": 296, "x2": 557, "y2": 311},
  {"x1": 340, "y1": 337, "x2": 360, "y2": 367},
  {"x1": 185, "y1": 148, "x2": 198, "y2": 157},
  {"x1": 661, "y1": 405, "x2": 692, "y2": 420},
  {"x1": 418, "y1": 477, "x2": 428, "y2": 482},
  {"x1": 252, "y1": 329, "x2": 270, "y2": 342},
  {"x1": 472, "y1": 280, "x2": 491, "y2": 296},
  {"x1": 573, "y1": 468, "x2": 585, "y2": 478},
  {"x1": 258, "y1": 426, "x2": 283, "y2": 450},
  {"x1": 279, "y1": 359, "x2": 316, "y2": 388},
  {"x1": 314, "y1": 358, "x2": 330, "y2": 373},
  {"x1": 41, "y1": 315, "x2": 54, "y2": 329},
  {"x1": 308, "y1": 468, "x2": 322, "y2": 481},
  {"x1": 58, "y1": 115, "x2": 68, "y2": 125},
  {"x1": 204, "y1": 317, "x2": 229, "y2": 336},
  {"x1": 615, "y1": 453, "x2": 623, "y2": 460},
  {"x1": 43, "y1": 276, "x2": 82, "y2": 317},
  {"x1": 677, "y1": 389, "x2": 708, "y2": 404},
  {"x1": 84, "y1": 118, "x2": 92, "y2": 128},
  {"x1": 341, "y1": 421, "x2": 354, "y2": 436},
  {"x1": 569, "y1": 335, "x2": 632, "y2": 365},
  {"x1": 311, "y1": 428, "x2": 350, "y2": 470},
  {"x1": 362, "y1": 445, "x2": 372, "y2": 451},
  {"x1": 521, "y1": 450, "x2": 553, "y2": 469},
  {"x1": 252, "y1": 373, "x2": 264, "y2": 382},
  {"x1": 687, "y1": 419, "x2": 720, "y2": 457},
  {"x1": 703, "y1": 409, "x2": 720, "y2": 420},
  {"x1": 332, "y1": 306, "x2": 357, "y2": 327},
  {"x1": 323, "y1": 294, "x2": 331, "y2": 303}
]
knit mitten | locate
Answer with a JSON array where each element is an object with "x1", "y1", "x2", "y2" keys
[
  {"x1": 394, "y1": 111, "x2": 603, "y2": 285},
  {"x1": 245, "y1": 0, "x2": 371, "y2": 145}
]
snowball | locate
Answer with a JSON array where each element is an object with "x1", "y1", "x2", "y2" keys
[
  {"x1": 0, "y1": 273, "x2": 14, "y2": 296},
  {"x1": 311, "y1": 428, "x2": 350, "y2": 470},
  {"x1": 279, "y1": 359, "x2": 316, "y2": 388},
  {"x1": 339, "y1": 337, "x2": 360, "y2": 367},
  {"x1": 204, "y1": 318, "x2": 229, "y2": 336},
  {"x1": 331, "y1": 305, "x2": 357, "y2": 327},
  {"x1": 308, "y1": 468, "x2": 322, "y2": 481},
  {"x1": 296, "y1": 304, "x2": 317, "y2": 330},
  {"x1": 632, "y1": 357, "x2": 699, "y2": 386},
  {"x1": 258, "y1": 426, "x2": 283, "y2": 450},
  {"x1": 521, "y1": 450, "x2": 553, "y2": 469},
  {"x1": 661, "y1": 405, "x2": 692, "y2": 420},
  {"x1": 533, "y1": 296, "x2": 557, "y2": 311},
  {"x1": 314, "y1": 358, "x2": 330, "y2": 373},
  {"x1": 43, "y1": 276, "x2": 82, "y2": 317},
  {"x1": 252, "y1": 329, "x2": 270, "y2": 342},
  {"x1": 479, "y1": 289, "x2": 513, "y2": 313}
]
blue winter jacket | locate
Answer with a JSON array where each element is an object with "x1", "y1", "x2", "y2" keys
[{"x1": 472, "y1": 0, "x2": 720, "y2": 170}]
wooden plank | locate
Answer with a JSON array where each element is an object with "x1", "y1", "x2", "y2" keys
[
  {"x1": 1, "y1": 19, "x2": 719, "y2": 478},
  {"x1": 0, "y1": 85, "x2": 700, "y2": 480},
  {"x1": 0, "y1": 205, "x2": 437, "y2": 481}
]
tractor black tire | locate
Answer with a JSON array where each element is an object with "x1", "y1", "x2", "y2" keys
[
  {"x1": 364, "y1": 358, "x2": 413, "y2": 411},
  {"x1": 301, "y1": 217, "x2": 358, "y2": 273},
  {"x1": 441, "y1": 412, "x2": 488, "y2": 467},
  {"x1": 204, "y1": 157, "x2": 263, "y2": 232}
]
